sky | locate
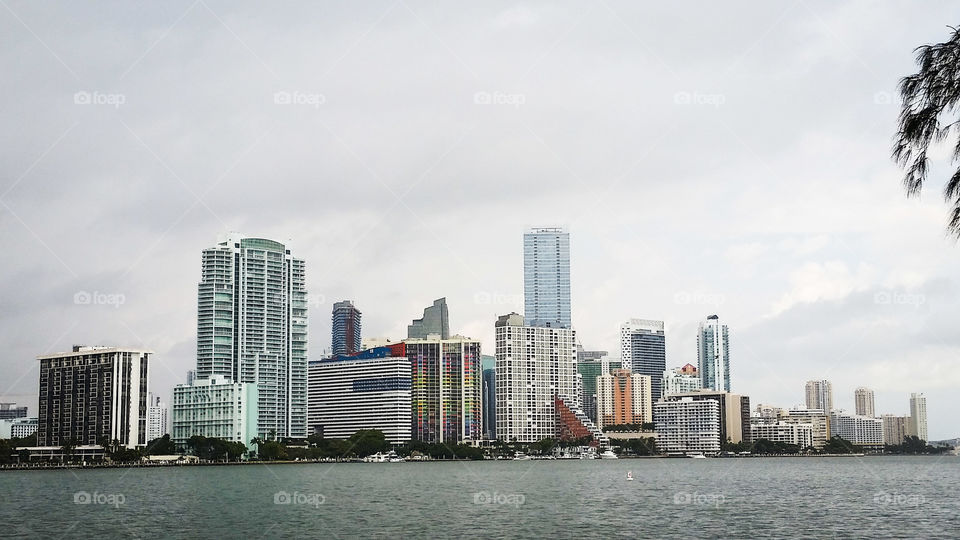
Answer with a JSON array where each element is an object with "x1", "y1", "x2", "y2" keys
[{"x1": 1, "y1": 1, "x2": 959, "y2": 440}]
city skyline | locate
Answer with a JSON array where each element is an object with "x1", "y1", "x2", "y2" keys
[{"x1": 1, "y1": 3, "x2": 957, "y2": 440}]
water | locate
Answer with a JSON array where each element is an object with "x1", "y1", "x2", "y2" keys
[{"x1": 1, "y1": 457, "x2": 956, "y2": 538}]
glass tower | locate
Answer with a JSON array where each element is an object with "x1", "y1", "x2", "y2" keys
[
  {"x1": 620, "y1": 319, "x2": 667, "y2": 399},
  {"x1": 196, "y1": 233, "x2": 308, "y2": 439},
  {"x1": 697, "y1": 315, "x2": 730, "y2": 392},
  {"x1": 523, "y1": 227, "x2": 571, "y2": 328},
  {"x1": 332, "y1": 300, "x2": 361, "y2": 356}
]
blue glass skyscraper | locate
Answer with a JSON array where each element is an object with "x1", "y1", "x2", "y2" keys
[{"x1": 523, "y1": 227, "x2": 571, "y2": 328}]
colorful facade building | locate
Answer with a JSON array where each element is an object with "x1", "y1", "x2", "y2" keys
[{"x1": 404, "y1": 337, "x2": 481, "y2": 444}]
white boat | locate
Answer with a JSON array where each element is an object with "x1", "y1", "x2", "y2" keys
[
  {"x1": 512, "y1": 452, "x2": 531, "y2": 461},
  {"x1": 600, "y1": 450, "x2": 618, "y2": 459},
  {"x1": 689, "y1": 452, "x2": 707, "y2": 459}
]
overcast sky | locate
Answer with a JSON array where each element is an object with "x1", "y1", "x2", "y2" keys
[{"x1": 2, "y1": 1, "x2": 959, "y2": 440}]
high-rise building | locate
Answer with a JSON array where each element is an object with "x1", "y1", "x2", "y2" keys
[
  {"x1": 307, "y1": 344, "x2": 412, "y2": 444},
  {"x1": 595, "y1": 369, "x2": 653, "y2": 430},
  {"x1": 407, "y1": 298, "x2": 450, "y2": 340},
  {"x1": 663, "y1": 364, "x2": 702, "y2": 397},
  {"x1": 854, "y1": 387, "x2": 875, "y2": 417},
  {"x1": 37, "y1": 346, "x2": 150, "y2": 448},
  {"x1": 663, "y1": 390, "x2": 751, "y2": 445},
  {"x1": 523, "y1": 227, "x2": 571, "y2": 328},
  {"x1": 882, "y1": 414, "x2": 909, "y2": 445},
  {"x1": 697, "y1": 315, "x2": 730, "y2": 392},
  {"x1": 146, "y1": 392, "x2": 168, "y2": 442},
  {"x1": 830, "y1": 412, "x2": 884, "y2": 448},
  {"x1": 576, "y1": 345, "x2": 607, "y2": 362},
  {"x1": 481, "y1": 355, "x2": 496, "y2": 440},
  {"x1": 332, "y1": 300, "x2": 362, "y2": 356},
  {"x1": 196, "y1": 234, "x2": 308, "y2": 440},
  {"x1": 908, "y1": 393, "x2": 928, "y2": 442},
  {"x1": 620, "y1": 319, "x2": 666, "y2": 399},
  {"x1": 172, "y1": 375, "x2": 258, "y2": 452},
  {"x1": 495, "y1": 313, "x2": 578, "y2": 443},
  {"x1": 805, "y1": 380, "x2": 834, "y2": 413},
  {"x1": 784, "y1": 408, "x2": 831, "y2": 449},
  {"x1": 405, "y1": 336, "x2": 481, "y2": 443},
  {"x1": 0, "y1": 403, "x2": 27, "y2": 420},
  {"x1": 654, "y1": 398, "x2": 721, "y2": 455},
  {"x1": 577, "y1": 357, "x2": 623, "y2": 423}
]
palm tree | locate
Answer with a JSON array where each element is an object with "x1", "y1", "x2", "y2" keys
[{"x1": 894, "y1": 25, "x2": 960, "y2": 235}]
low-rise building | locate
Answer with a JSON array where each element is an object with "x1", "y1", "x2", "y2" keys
[
  {"x1": 0, "y1": 417, "x2": 38, "y2": 439},
  {"x1": 653, "y1": 397, "x2": 721, "y2": 455},
  {"x1": 172, "y1": 375, "x2": 258, "y2": 452},
  {"x1": 784, "y1": 408, "x2": 830, "y2": 449},
  {"x1": 663, "y1": 390, "x2": 750, "y2": 445},
  {"x1": 830, "y1": 411, "x2": 883, "y2": 448},
  {"x1": 750, "y1": 422, "x2": 814, "y2": 449}
]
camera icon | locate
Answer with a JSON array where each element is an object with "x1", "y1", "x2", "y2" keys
[
  {"x1": 74, "y1": 491, "x2": 92, "y2": 504},
  {"x1": 874, "y1": 291, "x2": 891, "y2": 305},
  {"x1": 673, "y1": 492, "x2": 692, "y2": 504},
  {"x1": 274, "y1": 491, "x2": 292, "y2": 505},
  {"x1": 473, "y1": 291, "x2": 491, "y2": 305},
  {"x1": 74, "y1": 91, "x2": 91, "y2": 105},
  {"x1": 473, "y1": 491, "x2": 491, "y2": 504},
  {"x1": 274, "y1": 91, "x2": 292, "y2": 105},
  {"x1": 73, "y1": 291, "x2": 92, "y2": 305},
  {"x1": 673, "y1": 91, "x2": 692, "y2": 105},
  {"x1": 473, "y1": 91, "x2": 492, "y2": 105}
]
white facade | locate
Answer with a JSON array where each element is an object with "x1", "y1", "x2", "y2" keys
[
  {"x1": 854, "y1": 387, "x2": 875, "y2": 417},
  {"x1": 754, "y1": 403, "x2": 787, "y2": 419},
  {"x1": 882, "y1": 414, "x2": 909, "y2": 445},
  {"x1": 662, "y1": 366, "x2": 702, "y2": 397},
  {"x1": 804, "y1": 380, "x2": 833, "y2": 412},
  {"x1": 307, "y1": 355, "x2": 412, "y2": 444},
  {"x1": 495, "y1": 313, "x2": 577, "y2": 443},
  {"x1": 172, "y1": 375, "x2": 258, "y2": 451},
  {"x1": 908, "y1": 393, "x2": 928, "y2": 442},
  {"x1": 0, "y1": 417, "x2": 38, "y2": 439},
  {"x1": 146, "y1": 392, "x2": 168, "y2": 441},
  {"x1": 830, "y1": 412, "x2": 884, "y2": 446},
  {"x1": 596, "y1": 370, "x2": 652, "y2": 430},
  {"x1": 697, "y1": 316, "x2": 730, "y2": 392},
  {"x1": 750, "y1": 422, "x2": 814, "y2": 448},
  {"x1": 653, "y1": 397, "x2": 721, "y2": 454},
  {"x1": 785, "y1": 408, "x2": 830, "y2": 449}
]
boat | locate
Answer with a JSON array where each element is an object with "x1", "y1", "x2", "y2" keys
[
  {"x1": 626, "y1": 471, "x2": 633, "y2": 481},
  {"x1": 689, "y1": 452, "x2": 707, "y2": 459},
  {"x1": 600, "y1": 450, "x2": 618, "y2": 459},
  {"x1": 512, "y1": 452, "x2": 531, "y2": 461}
]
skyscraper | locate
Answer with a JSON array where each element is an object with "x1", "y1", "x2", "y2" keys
[
  {"x1": 523, "y1": 227, "x2": 571, "y2": 328},
  {"x1": 405, "y1": 336, "x2": 481, "y2": 443},
  {"x1": 908, "y1": 392, "x2": 928, "y2": 442},
  {"x1": 854, "y1": 387, "x2": 875, "y2": 417},
  {"x1": 578, "y1": 357, "x2": 623, "y2": 423},
  {"x1": 482, "y1": 354, "x2": 496, "y2": 440},
  {"x1": 620, "y1": 319, "x2": 667, "y2": 399},
  {"x1": 407, "y1": 298, "x2": 450, "y2": 340},
  {"x1": 332, "y1": 300, "x2": 362, "y2": 356},
  {"x1": 196, "y1": 233, "x2": 308, "y2": 440},
  {"x1": 146, "y1": 392, "x2": 168, "y2": 442},
  {"x1": 596, "y1": 368, "x2": 653, "y2": 430},
  {"x1": 805, "y1": 380, "x2": 834, "y2": 413},
  {"x1": 697, "y1": 315, "x2": 730, "y2": 392},
  {"x1": 663, "y1": 364, "x2": 702, "y2": 396}
]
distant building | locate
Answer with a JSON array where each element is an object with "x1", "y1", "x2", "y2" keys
[
  {"x1": 908, "y1": 393, "x2": 928, "y2": 442},
  {"x1": 307, "y1": 345, "x2": 411, "y2": 444},
  {"x1": 196, "y1": 234, "x2": 307, "y2": 440},
  {"x1": 0, "y1": 417, "x2": 38, "y2": 439},
  {"x1": 882, "y1": 414, "x2": 909, "y2": 445},
  {"x1": 805, "y1": 380, "x2": 833, "y2": 413},
  {"x1": 754, "y1": 403, "x2": 787, "y2": 419},
  {"x1": 654, "y1": 398, "x2": 721, "y2": 454},
  {"x1": 482, "y1": 355, "x2": 496, "y2": 440},
  {"x1": 854, "y1": 387, "x2": 875, "y2": 417},
  {"x1": 830, "y1": 412, "x2": 883, "y2": 448},
  {"x1": 332, "y1": 300, "x2": 362, "y2": 356},
  {"x1": 578, "y1": 357, "x2": 622, "y2": 422},
  {"x1": 620, "y1": 319, "x2": 666, "y2": 399},
  {"x1": 596, "y1": 369, "x2": 652, "y2": 430},
  {"x1": 0, "y1": 403, "x2": 27, "y2": 420},
  {"x1": 663, "y1": 364, "x2": 702, "y2": 397},
  {"x1": 697, "y1": 315, "x2": 730, "y2": 392},
  {"x1": 555, "y1": 395, "x2": 608, "y2": 448},
  {"x1": 407, "y1": 298, "x2": 450, "y2": 340},
  {"x1": 146, "y1": 392, "x2": 169, "y2": 442},
  {"x1": 495, "y1": 313, "x2": 578, "y2": 443},
  {"x1": 663, "y1": 390, "x2": 751, "y2": 445},
  {"x1": 37, "y1": 346, "x2": 150, "y2": 448},
  {"x1": 172, "y1": 375, "x2": 258, "y2": 452},
  {"x1": 750, "y1": 422, "x2": 814, "y2": 449},
  {"x1": 523, "y1": 227, "x2": 571, "y2": 328},
  {"x1": 576, "y1": 345, "x2": 607, "y2": 362},
  {"x1": 784, "y1": 408, "x2": 830, "y2": 449},
  {"x1": 405, "y1": 336, "x2": 481, "y2": 443},
  {"x1": 362, "y1": 337, "x2": 394, "y2": 350}
]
